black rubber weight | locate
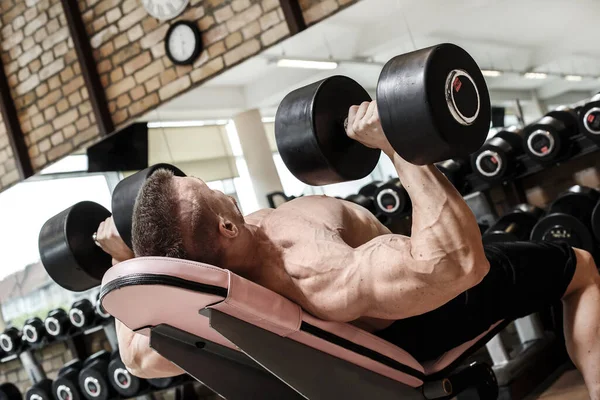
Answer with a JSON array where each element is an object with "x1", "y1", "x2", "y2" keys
[
  {"x1": 275, "y1": 76, "x2": 379, "y2": 185},
  {"x1": 26, "y1": 379, "x2": 53, "y2": 400},
  {"x1": 0, "y1": 383, "x2": 22, "y2": 400},
  {"x1": 377, "y1": 43, "x2": 490, "y2": 165}
]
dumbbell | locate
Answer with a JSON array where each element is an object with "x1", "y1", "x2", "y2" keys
[
  {"x1": 69, "y1": 299, "x2": 96, "y2": 330},
  {"x1": 483, "y1": 204, "x2": 543, "y2": 244},
  {"x1": 523, "y1": 107, "x2": 579, "y2": 163},
  {"x1": 39, "y1": 164, "x2": 185, "y2": 292},
  {"x1": 22, "y1": 318, "x2": 47, "y2": 345},
  {"x1": 79, "y1": 351, "x2": 114, "y2": 400},
  {"x1": 531, "y1": 185, "x2": 600, "y2": 253},
  {"x1": 0, "y1": 327, "x2": 23, "y2": 355},
  {"x1": 108, "y1": 351, "x2": 148, "y2": 397},
  {"x1": 373, "y1": 178, "x2": 411, "y2": 217},
  {"x1": 44, "y1": 309, "x2": 71, "y2": 338},
  {"x1": 344, "y1": 194, "x2": 377, "y2": 215},
  {"x1": 275, "y1": 43, "x2": 490, "y2": 186},
  {"x1": 472, "y1": 127, "x2": 524, "y2": 181},
  {"x1": 358, "y1": 181, "x2": 382, "y2": 198},
  {"x1": 148, "y1": 376, "x2": 185, "y2": 390},
  {"x1": 53, "y1": 359, "x2": 84, "y2": 400},
  {"x1": 0, "y1": 383, "x2": 22, "y2": 400},
  {"x1": 94, "y1": 294, "x2": 111, "y2": 321},
  {"x1": 25, "y1": 380, "x2": 53, "y2": 400},
  {"x1": 436, "y1": 158, "x2": 470, "y2": 193},
  {"x1": 578, "y1": 93, "x2": 600, "y2": 144}
]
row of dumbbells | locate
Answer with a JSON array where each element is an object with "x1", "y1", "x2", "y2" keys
[
  {"x1": 482, "y1": 185, "x2": 600, "y2": 258},
  {"x1": 0, "y1": 351, "x2": 182, "y2": 400},
  {"x1": 0, "y1": 298, "x2": 110, "y2": 359},
  {"x1": 343, "y1": 159, "x2": 469, "y2": 222},
  {"x1": 471, "y1": 95, "x2": 600, "y2": 182}
]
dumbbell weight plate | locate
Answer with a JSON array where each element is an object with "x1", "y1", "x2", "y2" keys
[
  {"x1": 79, "y1": 352, "x2": 113, "y2": 400},
  {"x1": 39, "y1": 202, "x2": 112, "y2": 292},
  {"x1": 0, "y1": 328, "x2": 21, "y2": 354},
  {"x1": 53, "y1": 360, "x2": 84, "y2": 400},
  {"x1": 23, "y1": 318, "x2": 45, "y2": 344},
  {"x1": 377, "y1": 43, "x2": 490, "y2": 165},
  {"x1": 358, "y1": 181, "x2": 382, "y2": 198},
  {"x1": 531, "y1": 213, "x2": 595, "y2": 253},
  {"x1": 0, "y1": 383, "x2": 22, "y2": 400},
  {"x1": 579, "y1": 94, "x2": 600, "y2": 142},
  {"x1": 26, "y1": 379, "x2": 53, "y2": 400},
  {"x1": 112, "y1": 163, "x2": 186, "y2": 249},
  {"x1": 275, "y1": 76, "x2": 379, "y2": 186},
  {"x1": 108, "y1": 355, "x2": 145, "y2": 397},
  {"x1": 69, "y1": 300, "x2": 95, "y2": 329},
  {"x1": 374, "y1": 179, "x2": 410, "y2": 216},
  {"x1": 483, "y1": 207, "x2": 542, "y2": 244},
  {"x1": 45, "y1": 309, "x2": 70, "y2": 337},
  {"x1": 148, "y1": 377, "x2": 176, "y2": 389}
]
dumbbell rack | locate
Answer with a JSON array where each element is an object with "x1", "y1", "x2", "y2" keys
[{"x1": 465, "y1": 133, "x2": 600, "y2": 205}]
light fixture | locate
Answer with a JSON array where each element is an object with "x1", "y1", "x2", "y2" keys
[
  {"x1": 523, "y1": 72, "x2": 548, "y2": 80},
  {"x1": 565, "y1": 75, "x2": 583, "y2": 82},
  {"x1": 481, "y1": 69, "x2": 503, "y2": 77},
  {"x1": 147, "y1": 120, "x2": 229, "y2": 128},
  {"x1": 276, "y1": 58, "x2": 338, "y2": 70}
]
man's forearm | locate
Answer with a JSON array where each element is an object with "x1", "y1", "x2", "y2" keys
[{"x1": 386, "y1": 150, "x2": 486, "y2": 272}]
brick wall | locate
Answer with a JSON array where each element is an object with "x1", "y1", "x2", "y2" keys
[
  {"x1": 80, "y1": 0, "x2": 293, "y2": 128},
  {"x1": 0, "y1": 115, "x2": 19, "y2": 188},
  {"x1": 0, "y1": 0, "x2": 100, "y2": 187},
  {"x1": 0, "y1": 0, "x2": 357, "y2": 191}
]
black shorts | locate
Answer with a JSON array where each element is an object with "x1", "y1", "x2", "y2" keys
[{"x1": 374, "y1": 241, "x2": 577, "y2": 363}]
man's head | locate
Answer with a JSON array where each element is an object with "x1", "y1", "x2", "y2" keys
[{"x1": 131, "y1": 169, "x2": 244, "y2": 265}]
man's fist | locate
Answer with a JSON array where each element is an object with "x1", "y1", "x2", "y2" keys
[
  {"x1": 346, "y1": 101, "x2": 394, "y2": 156},
  {"x1": 96, "y1": 217, "x2": 134, "y2": 263}
]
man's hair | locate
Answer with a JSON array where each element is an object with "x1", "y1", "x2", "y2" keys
[{"x1": 131, "y1": 169, "x2": 223, "y2": 265}]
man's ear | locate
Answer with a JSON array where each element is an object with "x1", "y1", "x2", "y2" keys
[{"x1": 218, "y1": 216, "x2": 239, "y2": 239}]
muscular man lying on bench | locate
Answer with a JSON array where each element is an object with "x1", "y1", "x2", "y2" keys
[{"x1": 97, "y1": 101, "x2": 600, "y2": 399}]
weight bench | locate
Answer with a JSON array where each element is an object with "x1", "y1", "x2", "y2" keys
[{"x1": 100, "y1": 257, "x2": 507, "y2": 399}]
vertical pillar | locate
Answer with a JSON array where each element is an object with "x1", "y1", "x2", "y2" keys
[{"x1": 233, "y1": 110, "x2": 284, "y2": 209}]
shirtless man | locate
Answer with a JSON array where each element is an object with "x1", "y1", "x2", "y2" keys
[{"x1": 97, "y1": 102, "x2": 600, "y2": 399}]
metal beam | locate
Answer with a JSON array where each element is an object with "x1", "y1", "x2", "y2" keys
[
  {"x1": 60, "y1": 0, "x2": 114, "y2": 136},
  {"x1": 279, "y1": 0, "x2": 306, "y2": 35},
  {"x1": 0, "y1": 54, "x2": 33, "y2": 180}
]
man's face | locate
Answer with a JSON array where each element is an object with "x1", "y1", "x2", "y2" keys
[{"x1": 173, "y1": 176, "x2": 243, "y2": 222}]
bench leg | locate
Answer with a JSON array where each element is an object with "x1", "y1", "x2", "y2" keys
[
  {"x1": 149, "y1": 324, "x2": 304, "y2": 400},
  {"x1": 204, "y1": 308, "x2": 426, "y2": 400}
]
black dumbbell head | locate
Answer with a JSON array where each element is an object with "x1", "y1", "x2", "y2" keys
[
  {"x1": 0, "y1": 383, "x2": 22, "y2": 400},
  {"x1": 108, "y1": 352, "x2": 147, "y2": 397},
  {"x1": 23, "y1": 318, "x2": 46, "y2": 344},
  {"x1": 483, "y1": 205, "x2": 543, "y2": 244},
  {"x1": 373, "y1": 178, "x2": 411, "y2": 216},
  {"x1": 531, "y1": 213, "x2": 595, "y2": 253},
  {"x1": 548, "y1": 185, "x2": 600, "y2": 223},
  {"x1": 79, "y1": 351, "x2": 113, "y2": 400},
  {"x1": 358, "y1": 181, "x2": 382, "y2": 198},
  {"x1": 377, "y1": 43, "x2": 490, "y2": 165},
  {"x1": 69, "y1": 299, "x2": 95, "y2": 329},
  {"x1": 45, "y1": 309, "x2": 70, "y2": 337},
  {"x1": 148, "y1": 377, "x2": 179, "y2": 389},
  {"x1": 54, "y1": 360, "x2": 84, "y2": 400},
  {"x1": 579, "y1": 94, "x2": 600, "y2": 143},
  {"x1": 25, "y1": 379, "x2": 53, "y2": 400},
  {"x1": 39, "y1": 201, "x2": 112, "y2": 292},
  {"x1": 94, "y1": 294, "x2": 111, "y2": 320},
  {"x1": 275, "y1": 76, "x2": 379, "y2": 186},
  {"x1": 112, "y1": 163, "x2": 186, "y2": 249},
  {"x1": 0, "y1": 327, "x2": 22, "y2": 354}
]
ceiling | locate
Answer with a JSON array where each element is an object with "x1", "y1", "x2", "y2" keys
[{"x1": 142, "y1": 0, "x2": 600, "y2": 123}]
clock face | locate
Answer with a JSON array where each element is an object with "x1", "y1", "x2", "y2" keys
[
  {"x1": 142, "y1": 0, "x2": 190, "y2": 20},
  {"x1": 167, "y1": 24, "x2": 197, "y2": 63}
]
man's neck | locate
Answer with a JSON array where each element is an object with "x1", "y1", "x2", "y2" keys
[{"x1": 221, "y1": 224, "x2": 265, "y2": 280}]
